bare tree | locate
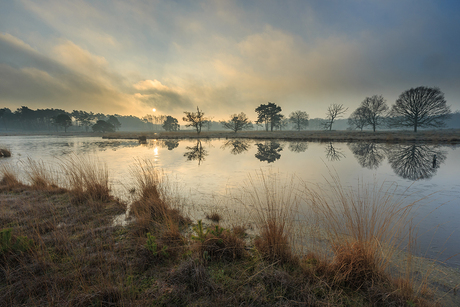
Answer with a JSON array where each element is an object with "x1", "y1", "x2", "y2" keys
[
  {"x1": 389, "y1": 86, "x2": 451, "y2": 132},
  {"x1": 289, "y1": 110, "x2": 309, "y2": 131},
  {"x1": 220, "y1": 112, "x2": 253, "y2": 132},
  {"x1": 348, "y1": 106, "x2": 369, "y2": 131},
  {"x1": 322, "y1": 104, "x2": 348, "y2": 130},
  {"x1": 360, "y1": 95, "x2": 389, "y2": 132},
  {"x1": 183, "y1": 107, "x2": 208, "y2": 134}
]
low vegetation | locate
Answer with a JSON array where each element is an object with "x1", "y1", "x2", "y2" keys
[
  {"x1": 0, "y1": 158, "x2": 456, "y2": 306},
  {"x1": 0, "y1": 147, "x2": 11, "y2": 158}
]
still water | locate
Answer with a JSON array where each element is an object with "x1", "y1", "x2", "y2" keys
[{"x1": 1, "y1": 135, "x2": 459, "y2": 267}]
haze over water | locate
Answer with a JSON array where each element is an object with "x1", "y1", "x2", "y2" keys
[{"x1": 2, "y1": 135, "x2": 459, "y2": 267}]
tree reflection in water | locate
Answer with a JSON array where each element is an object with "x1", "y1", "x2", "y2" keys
[
  {"x1": 387, "y1": 144, "x2": 446, "y2": 180},
  {"x1": 288, "y1": 141, "x2": 308, "y2": 153},
  {"x1": 348, "y1": 142, "x2": 386, "y2": 169},
  {"x1": 160, "y1": 139, "x2": 179, "y2": 150},
  {"x1": 221, "y1": 139, "x2": 251, "y2": 155},
  {"x1": 255, "y1": 141, "x2": 283, "y2": 163},
  {"x1": 184, "y1": 140, "x2": 208, "y2": 165},
  {"x1": 324, "y1": 142, "x2": 345, "y2": 161}
]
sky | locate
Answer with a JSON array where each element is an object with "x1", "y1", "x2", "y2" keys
[{"x1": 1, "y1": 0, "x2": 460, "y2": 122}]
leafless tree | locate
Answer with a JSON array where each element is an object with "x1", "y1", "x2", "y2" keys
[
  {"x1": 360, "y1": 95, "x2": 389, "y2": 132},
  {"x1": 324, "y1": 142, "x2": 345, "y2": 161},
  {"x1": 183, "y1": 107, "x2": 208, "y2": 134},
  {"x1": 289, "y1": 110, "x2": 309, "y2": 131},
  {"x1": 389, "y1": 86, "x2": 451, "y2": 132},
  {"x1": 348, "y1": 106, "x2": 369, "y2": 131},
  {"x1": 322, "y1": 104, "x2": 348, "y2": 130},
  {"x1": 220, "y1": 112, "x2": 253, "y2": 132}
]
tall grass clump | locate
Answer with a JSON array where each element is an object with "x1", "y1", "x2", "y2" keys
[
  {"x1": 22, "y1": 158, "x2": 60, "y2": 189},
  {"x1": 0, "y1": 163, "x2": 23, "y2": 189},
  {"x1": 130, "y1": 159, "x2": 189, "y2": 235},
  {"x1": 302, "y1": 172, "x2": 419, "y2": 291},
  {"x1": 240, "y1": 170, "x2": 299, "y2": 264},
  {"x1": 0, "y1": 147, "x2": 11, "y2": 158},
  {"x1": 61, "y1": 154, "x2": 111, "y2": 203}
]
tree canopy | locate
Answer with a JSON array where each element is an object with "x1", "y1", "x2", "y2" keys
[
  {"x1": 289, "y1": 110, "x2": 309, "y2": 131},
  {"x1": 360, "y1": 95, "x2": 389, "y2": 132},
  {"x1": 255, "y1": 102, "x2": 282, "y2": 131},
  {"x1": 322, "y1": 104, "x2": 348, "y2": 130},
  {"x1": 54, "y1": 114, "x2": 72, "y2": 132},
  {"x1": 183, "y1": 107, "x2": 207, "y2": 134},
  {"x1": 389, "y1": 86, "x2": 451, "y2": 132},
  {"x1": 162, "y1": 116, "x2": 180, "y2": 131},
  {"x1": 220, "y1": 112, "x2": 253, "y2": 133},
  {"x1": 92, "y1": 120, "x2": 115, "y2": 133}
]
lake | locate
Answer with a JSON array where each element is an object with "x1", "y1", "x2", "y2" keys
[{"x1": 1, "y1": 135, "x2": 459, "y2": 267}]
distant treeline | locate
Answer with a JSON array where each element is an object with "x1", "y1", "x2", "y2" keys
[
  {"x1": 0, "y1": 107, "x2": 155, "y2": 132},
  {"x1": 1, "y1": 106, "x2": 459, "y2": 132}
]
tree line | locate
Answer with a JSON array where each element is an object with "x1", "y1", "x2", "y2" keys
[
  {"x1": 0, "y1": 86, "x2": 454, "y2": 133},
  {"x1": 181, "y1": 86, "x2": 452, "y2": 133}
]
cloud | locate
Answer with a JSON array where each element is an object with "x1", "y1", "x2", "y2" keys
[
  {"x1": 133, "y1": 79, "x2": 193, "y2": 112},
  {"x1": 0, "y1": 33, "x2": 146, "y2": 115}
]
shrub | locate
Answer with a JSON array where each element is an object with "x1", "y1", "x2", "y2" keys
[
  {"x1": 0, "y1": 228, "x2": 33, "y2": 255},
  {"x1": 192, "y1": 221, "x2": 246, "y2": 262},
  {"x1": 0, "y1": 147, "x2": 11, "y2": 157}
]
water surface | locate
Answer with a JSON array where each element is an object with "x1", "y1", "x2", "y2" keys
[{"x1": 1, "y1": 135, "x2": 459, "y2": 267}]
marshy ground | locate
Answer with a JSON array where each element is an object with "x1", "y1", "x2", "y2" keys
[{"x1": 1, "y1": 156, "x2": 460, "y2": 306}]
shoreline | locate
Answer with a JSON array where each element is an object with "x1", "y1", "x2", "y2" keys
[
  {"x1": 2, "y1": 129, "x2": 460, "y2": 144},
  {"x1": 103, "y1": 129, "x2": 460, "y2": 144}
]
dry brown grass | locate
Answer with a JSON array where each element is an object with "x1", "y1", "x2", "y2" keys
[
  {"x1": 205, "y1": 211, "x2": 221, "y2": 223},
  {"x1": 0, "y1": 164, "x2": 23, "y2": 190},
  {"x1": 22, "y1": 158, "x2": 60, "y2": 190},
  {"x1": 301, "y1": 172, "x2": 422, "y2": 294},
  {"x1": 0, "y1": 147, "x2": 11, "y2": 157},
  {"x1": 60, "y1": 154, "x2": 111, "y2": 204},
  {"x1": 193, "y1": 223, "x2": 247, "y2": 262},
  {"x1": 240, "y1": 170, "x2": 299, "y2": 264},
  {"x1": 129, "y1": 159, "x2": 190, "y2": 235}
]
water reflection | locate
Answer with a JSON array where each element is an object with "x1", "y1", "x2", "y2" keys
[
  {"x1": 255, "y1": 141, "x2": 283, "y2": 163},
  {"x1": 387, "y1": 144, "x2": 447, "y2": 180},
  {"x1": 288, "y1": 141, "x2": 308, "y2": 153},
  {"x1": 159, "y1": 139, "x2": 180, "y2": 150},
  {"x1": 184, "y1": 140, "x2": 208, "y2": 165},
  {"x1": 324, "y1": 142, "x2": 345, "y2": 161},
  {"x1": 221, "y1": 139, "x2": 251, "y2": 155},
  {"x1": 348, "y1": 142, "x2": 386, "y2": 169}
]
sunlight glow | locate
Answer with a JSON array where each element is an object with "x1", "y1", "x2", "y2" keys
[{"x1": 152, "y1": 108, "x2": 156, "y2": 112}]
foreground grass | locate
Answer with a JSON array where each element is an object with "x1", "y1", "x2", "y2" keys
[
  {"x1": 103, "y1": 129, "x2": 460, "y2": 144},
  {"x1": 0, "y1": 160, "x2": 453, "y2": 306}
]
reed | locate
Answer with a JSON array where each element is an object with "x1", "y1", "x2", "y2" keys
[
  {"x1": 0, "y1": 163, "x2": 23, "y2": 189},
  {"x1": 240, "y1": 170, "x2": 299, "y2": 264},
  {"x1": 0, "y1": 147, "x2": 11, "y2": 158},
  {"x1": 22, "y1": 158, "x2": 60, "y2": 189},
  {"x1": 301, "y1": 172, "x2": 420, "y2": 293},
  {"x1": 60, "y1": 154, "x2": 111, "y2": 203},
  {"x1": 129, "y1": 159, "x2": 189, "y2": 235}
]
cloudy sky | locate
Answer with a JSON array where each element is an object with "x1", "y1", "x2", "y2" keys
[{"x1": 1, "y1": 0, "x2": 459, "y2": 122}]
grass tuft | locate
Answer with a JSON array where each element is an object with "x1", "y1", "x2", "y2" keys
[
  {"x1": 301, "y1": 171, "x2": 421, "y2": 294},
  {"x1": 241, "y1": 170, "x2": 298, "y2": 264},
  {"x1": 0, "y1": 164, "x2": 24, "y2": 190},
  {"x1": 205, "y1": 211, "x2": 221, "y2": 223},
  {"x1": 22, "y1": 158, "x2": 60, "y2": 190},
  {"x1": 130, "y1": 159, "x2": 190, "y2": 235},
  {"x1": 0, "y1": 147, "x2": 11, "y2": 158},
  {"x1": 61, "y1": 154, "x2": 111, "y2": 203}
]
